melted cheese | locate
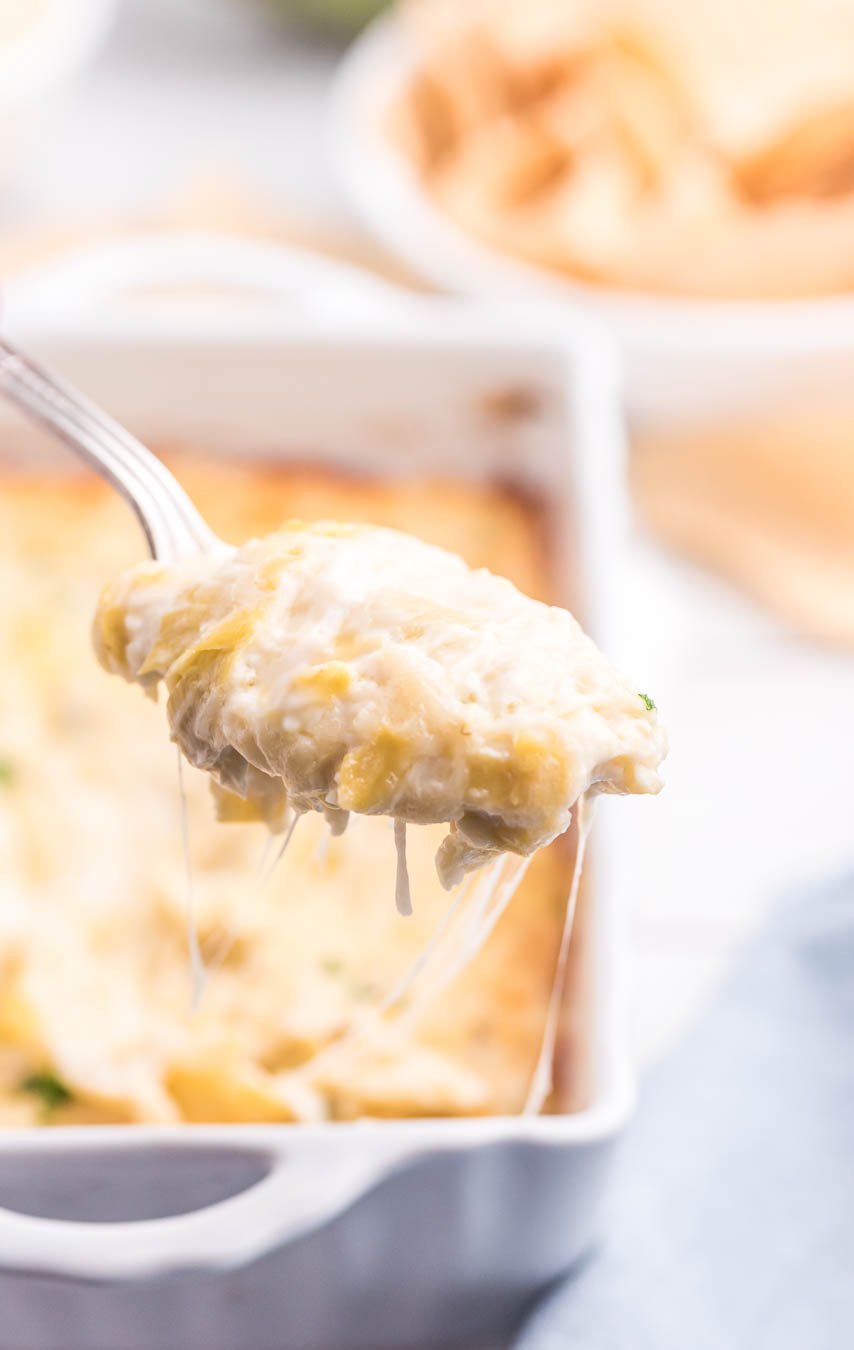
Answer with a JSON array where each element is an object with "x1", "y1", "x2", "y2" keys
[
  {"x1": 393, "y1": 819, "x2": 413, "y2": 916},
  {"x1": 524, "y1": 791, "x2": 594, "y2": 1114},
  {"x1": 94, "y1": 521, "x2": 665, "y2": 891}
]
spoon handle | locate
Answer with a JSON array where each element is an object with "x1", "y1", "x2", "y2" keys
[{"x1": 0, "y1": 335, "x2": 217, "y2": 561}]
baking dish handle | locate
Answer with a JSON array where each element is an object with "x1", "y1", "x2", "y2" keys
[
  {"x1": 3, "y1": 233, "x2": 406, "y2": 325},
  {"x1": 0, "y1": 1140, "x2": 424, "y2": 1281}
]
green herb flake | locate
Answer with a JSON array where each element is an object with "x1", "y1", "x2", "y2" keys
[
  {"x1": 0, "y1": 757, "x2": 16, "y2": 787},
  {"x1": 20, "y1": 1072, "x2": 74, "y2": 1115},
  {"x1": 639, "y1": 692, "x2": 656, "y2": 712},
  {"x1": 320, "y1": 957, "x2": 344, "y2": 976}
]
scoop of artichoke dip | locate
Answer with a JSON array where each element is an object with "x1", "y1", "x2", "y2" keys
[{"x1": 94, "y1": 521, "x2": 665, "y2": 888}]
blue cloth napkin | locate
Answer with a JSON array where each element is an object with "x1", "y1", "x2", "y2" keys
[{"x1": 516, "y1": 873, "x2": 854, "y2": 1350}]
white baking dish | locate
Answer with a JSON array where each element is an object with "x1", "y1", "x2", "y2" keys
[
  {"x1": 0, "y1": 235, "x2": 632, "y2": 1350},
  {"x1": 331, "y1": 14, "x2": 854, "y2": 433}
]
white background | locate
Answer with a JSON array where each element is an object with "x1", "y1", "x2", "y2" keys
[
  {"x1": 6, "y1": 0, "x2": 346, "y2": 232},
  {"x1": 7, "y1": 0, "x2": 854, "y2": 1068}
]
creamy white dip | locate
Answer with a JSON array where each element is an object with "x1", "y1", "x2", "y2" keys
[{"x1": 95, "y1": 521, "x2": 666, "y2": 888}]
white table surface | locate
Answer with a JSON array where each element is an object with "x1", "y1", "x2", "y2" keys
[{"x1": 8, "y1": 0, "x2": 854, "y2": 1071}]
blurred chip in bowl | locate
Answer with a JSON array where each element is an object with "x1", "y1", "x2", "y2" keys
[{"x1": 390, "y1": 0, "x2": 854, "y2": 299}]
